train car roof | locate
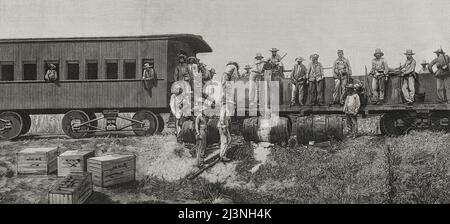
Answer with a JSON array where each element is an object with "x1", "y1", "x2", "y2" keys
[{"x1": 0, "y1": 34, "x2": 213, "y2": 53}]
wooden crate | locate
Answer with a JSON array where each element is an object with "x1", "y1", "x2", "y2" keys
[
  {"x1": 87, "y1": 154, "x2": 136, "y2": 187},
  {"x1": 17, "y1": 147, "x2": 59, "y2": 175},
  {"x1": 58, "y1": 150, "x2": 95, "y2": 177},
  {"x1": 48, "y1": 173, "x2": 93, "y2": 204}
]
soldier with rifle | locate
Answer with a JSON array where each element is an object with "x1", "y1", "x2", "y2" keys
[
  {"x1": 333, "y1": 49, "x2": 352, "y2": 105},
  {"x1": 369, "y1": 48, "x2": 389, "y2": 105},
  {"x1": 428, "y1": 48, "x2": 450, "y2": 103}
]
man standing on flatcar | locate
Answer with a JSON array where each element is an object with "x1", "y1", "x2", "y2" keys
[
  {"x1": 369, "y1": 48, "x2": 389, "y2": 105},
  {"x1": 333, "y1": 50, "x2": 352, "y2": 105},
  {"x1": 174, "y1": 54, "x2": 190, "y2": 82},
  {"x1": 428, "y1": 48, "x2": 450, "y2": 103},
  {"x1": 398, "y1": 49, "x2": 417, "y2": 105},
  {"x1": 249, "y1": 53, "x2": 265, "y2": 106},
  {"x1": 307, "y1": 54, "x2": 325, "y2": 106},
  {"x1": 290, "y1": 57, "x2": 307, "y2": 106},
  {"x1": 187, "y1": 56, "x2": 199, "y2": 88},
  {"x1": 44, "y1": 64, "x2": 58, "y2": 82}
]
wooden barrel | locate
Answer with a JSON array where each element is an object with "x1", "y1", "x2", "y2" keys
[
  {"x1": 296, "y1": 115, "x2": 344, "y2": 145},
  {"x1": 242, "y1": 116, "x2": 292, "y2": 145},
  {"x1": 179, "y1": 118, "x2": 220, "y2": 145}
]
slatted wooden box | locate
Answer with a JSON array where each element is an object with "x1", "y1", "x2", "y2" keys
[
  {"x1": 58, "y1": 150, "x2": 95, "y2": 177},
  {"x1": 87, "y1": 154, "x2": 136, "y2": 187},
  {"x1": 48, "y1": 173, "x2": 93, "y2": 204},
  {"x1": 17, "y1": 147, "x2": 59, "y2": 175}
]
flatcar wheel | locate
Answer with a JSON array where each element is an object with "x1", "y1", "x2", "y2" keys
[
  {"x1": 20, "y1": 113, "x2": 32, "y2": 135},
  {"x1": 430, "y1": 112, "x2": 450, "y2": 132},
  {"x1": 380, "y1": 113, "x2": 414, "y2": 136},
  {"x1": 61, "y1": 110, "x2": 90, "y2": 139},
  {"x1": 155, "y1": 113, "x2": 164, "y2": 133},
  {"x1": 0, "y1": 111, "x2": 23, "y2": 140},
  {"x1": 132, "y1": 110, "x2": 159, "y2": 136}
]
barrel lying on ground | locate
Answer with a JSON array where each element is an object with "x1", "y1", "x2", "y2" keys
[
  {"x1": 296, "y1": 115, "x2": 344, "y2": 145},
  {"x1": 242, "y1": 116, "x2": 292, "y2": 145},
  {"x1": 180, "y1": 118, "x2": 220, "y2": 145}
]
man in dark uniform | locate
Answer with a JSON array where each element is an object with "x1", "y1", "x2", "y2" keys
[{"x1": 174, "y1": 54, "x2": 190, "y2": 82}]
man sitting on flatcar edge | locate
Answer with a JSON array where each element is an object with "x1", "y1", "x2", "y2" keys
[
  {"x1": 369, "y1": 48, "x2": 389, "y2": 105},
  {"x1": 428, "y1": 48, "x2": 450, "y2": 104},
  {"x1": 333, "y1": 49, "x2": 352, "y2": 105},
  {"x1": 44, "y1": 64, "x2": 58, "y2": 83},
  {"x1": 142, "y1": 63, "x2": 157, "y2": 90},
  {"x1": 397, "y1": 49, "x2": 417, "y2": 105}
]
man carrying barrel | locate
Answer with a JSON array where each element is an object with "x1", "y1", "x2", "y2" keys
[
  {"x1": 398, "y1": 49, "x2": 417, "y2": 105},
  {"x1": 428, "y1": 48, "x2": 450, "y2": 103},
  {"x1": 290, "y1": 57, "x2": 307, "y2": 106},
  {"x1": 333, "y1": 50, "x2": 352, "y2": 105},
  {"x1": 195, "y1": 104, "x2": 208, "y2": 167},
  {"x1": 307, "y1": 54, "x2": 325, "y2": 106},
  {"x1": 369, "y1": 48, "x2": 389, "y2": 105}
]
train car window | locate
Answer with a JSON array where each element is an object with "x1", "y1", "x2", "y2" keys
[
  {"x1": 67, "y1": 61, "x2": 79, "y2": 80},
  {"x1": 124, "y1": 59, "x2": 136, "y2": 79},
  {"x1": 106, "y1": 59, "x2": 118, "y2": 79},
  {"x1": 1, "y1": 62, "x2": 14, "y2": 81},
  {"x1": 44, "y1": 61, "x2": 60, "y2": 81},
  {"x1": 86, "y1": 60, "x2": 98, "y2": 80},
  {"x1": 23, "y1": 62, "x2": 37, "y2": 80}
]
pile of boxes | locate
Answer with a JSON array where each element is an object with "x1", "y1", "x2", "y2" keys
[{"x1": 17, "y1": 147, "x2": 136, "y2": 204}]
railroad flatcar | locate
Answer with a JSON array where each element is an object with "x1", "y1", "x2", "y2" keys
[{"x1": 0, "y1": 34, "x2": 212, "y2": 140}]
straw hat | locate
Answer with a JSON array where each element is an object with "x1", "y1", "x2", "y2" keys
[
  {"x1": 49, "y1": 64, "x2": 56, "y2": 69},
  {"x1": 337, "y1": 49, "x2": 344, "y2": 54},
  {"x1": 373, "y1": 48, "x2": 384, "y2": 57},
  {"x1": 143, "y1": 63, "x2": 151, "y2": 68},
  {"x1": 434, "y1": 48, "x2": 445, "y2": 54},
  {"x1": 310, "y1": 54, "x2": 319, "y2": 60},
  {"x1": 244, "y1": 65, "x2": 252, "y2": 70},
  {"x1": 295, "y1": 57, "x2": 305, "y2": 62},
  {"x1": 255, "y1": 53, "x2": 264, "y2": 59},
  {"x1": 420, "y1": 60, "x2": 428, "y2": 65},
  {"x1": 210, "y1": 68, "x2": 216, "y2": 74},
  {"x1": 404, "y1": 49, "x2": 415, "y2": 55},
  {"x1": 178, "y1": 54, "x2": 187, "y2": 59},
  {"x1": 187, "y1": 56, "x2": 197, "y2": 62},
  {"x1": 269, "y1": 48, "x2": 279, "y2": 52}
]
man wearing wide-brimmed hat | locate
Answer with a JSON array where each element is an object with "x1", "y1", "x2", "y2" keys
[
  {"x1": 174, "y1": 54, "x2": 190, "y2": 82},
  {"x1": 418, "y1": 60, "x2": 429, "y2": 74},
  {"x1": 428, "y1": 48, "x2": 450, "y2": 103},
  {"x1": 397, "y1": 49, "x2": 417, "y2": 105},
  {"x1": 307, "y1": 53, "x2": 325, "y2": 105},
  {"x1": 343, "y1": 84, "x2": 360, "y2": 139},
  {"x1": 369, "y1": 48, "x2": 389, "y2": 105},
  {"x1": 333, "y1": 50, "x2": 352, "y2": 105},
  {"x1": 194, "y1": 102, "x2": 209, "y2": 167},
  {"x1": 290, "y1": 57, "x2": 307, "y2": 106},
  {"x1": 44, "y1": 63, "x2": 58, "y2": 82},
  {"x1": 249, "y1": 53, "x2": 265, "y2": 106},
  {"x1": 240, "y1": 65, "x2": 252, "y2": 79}
]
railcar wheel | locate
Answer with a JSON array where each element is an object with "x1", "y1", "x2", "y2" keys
[
  {"x1": 20, "y1": 113, "x2": 32, "y2": 135},
  {"x1": 430, "y1": 112, "x2": 450, "y2": 132},
  {"x1": 380, "y1": 113, "x2": 414, "y2": 136},
  {"x1": 155, "y1": 113, "x2": 164, "y2": 133},
  {"x1": 0, "y1": 111, "x2": 23, "y2": 140},
  {"x1": 132, "y1": 110, "x2": 159, "y2": 136},
  {"x1": 86, "y1": 112, "x2": 99, "y2": 135},
  {"x1": 61, "y1": 110, "x2": 90, "y2": 139}
]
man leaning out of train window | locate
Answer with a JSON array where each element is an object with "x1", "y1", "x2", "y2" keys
[{"x1": 44, "y1": 64, "x2": 58, "y2": 82}]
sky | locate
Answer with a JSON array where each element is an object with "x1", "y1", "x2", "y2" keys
[{"x1": 0, "y1": 0, "x2": 449, "y2": 76}]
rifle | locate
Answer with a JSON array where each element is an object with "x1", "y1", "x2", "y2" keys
[{"x1": 365, "y1": 66, "x2": 373, "y2": 101}]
